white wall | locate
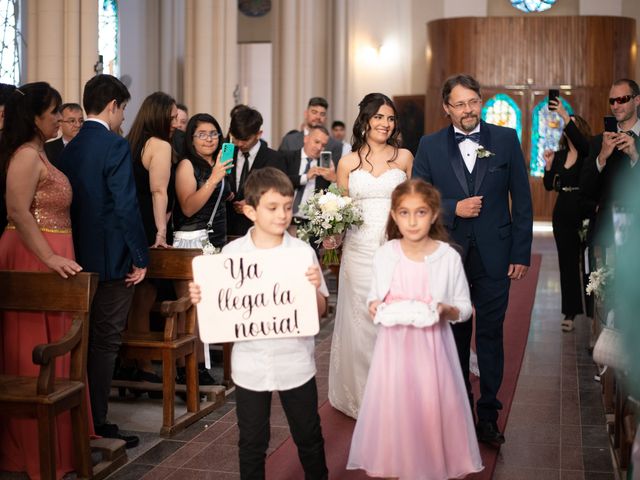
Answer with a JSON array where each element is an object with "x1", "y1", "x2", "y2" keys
[
  {"x1": 444, "y1": 0, "x2": 487, "y2": 18},
  {"x1": 580, "y1": 0, "x2": 622, "y2": 15},
  {"x1": 239, "y1": 43, "x2": 273, "y2": 145}
]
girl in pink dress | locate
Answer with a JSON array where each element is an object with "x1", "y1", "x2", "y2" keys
[{"x1": 347, "y1": 179, "x2": 483, "y2": 480}]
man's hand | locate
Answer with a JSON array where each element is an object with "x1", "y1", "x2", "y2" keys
[
  {"x1": 614, "y1": 132, "x2": 639, "y2": 161},
  {"x1": 126, "y1": 266, "x2": 147, "y2": 286},
  {"x1": 508, "y1": 264, "x2": 528, "y2": 280},
  {"x1": 316, "y1": 163, "x2": 337, "y2": 182},
  {"x1": 598, "y1": 132, "x2": 619, "y2": 168},
  {"x1": 455, "y1": 196, "x2": 483, "y2": 218},
  {"x1": 233, "y1": 199, "x2": 246, "y2": 213}
]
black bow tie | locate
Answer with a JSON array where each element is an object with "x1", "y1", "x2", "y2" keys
[{"x1": 455, "y1": 132, "x2": 480, "y2": 144}]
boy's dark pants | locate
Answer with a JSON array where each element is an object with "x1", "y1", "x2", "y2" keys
[{"x1": 235, "y1": 377, "x2": 328, "y2": 480}]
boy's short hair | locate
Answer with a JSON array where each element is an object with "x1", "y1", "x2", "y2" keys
[
  {"x1": 244, "y1": 167, "x2": 294, "y2": 208},
  {"x1": 229, "y1": 105, "x2": 263, "y2": 140},
  {"x1": 83, "y1": 74, "x2": 130, "y2": 115}
]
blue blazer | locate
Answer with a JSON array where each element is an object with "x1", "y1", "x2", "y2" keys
[
  {"x1": 58, "y1": 121, "x2": 149, "y2": 281},
  {"x1": 413, "y1": 121, "x2": 533, "y2": 279}
]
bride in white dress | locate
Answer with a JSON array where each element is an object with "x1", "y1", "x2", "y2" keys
[{"x1": 329, "y1": 93, "x2": 414, "y2": 418}]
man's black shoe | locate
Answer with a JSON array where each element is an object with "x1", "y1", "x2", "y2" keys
[
  {"x1": 95, "y1": 423, "x2": 140, "y2": 449},
  {"x1": 476, "y1": 420, "x2": 505, "y2": 445}
]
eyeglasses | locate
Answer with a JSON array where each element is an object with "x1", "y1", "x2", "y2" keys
[
  {"x1": 193, "y1": 131, "x2": 220, "y2": 140},
  {"x1": 447, "y1": 98, "x2": 482, "y2": 111},
  {"x1": 61, "y1": 119, "x2": 84, "y2": 125},
  {"x1": 608, "y1": 95, "x2": 637, "y2": 105}
]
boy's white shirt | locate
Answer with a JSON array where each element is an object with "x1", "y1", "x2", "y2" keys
[
  {"x1": 223, "y1": 228, "x2": 329, "y2": 391},
  {"x1": 367, "y1": 239, "x2": 473, "y2": 323}
]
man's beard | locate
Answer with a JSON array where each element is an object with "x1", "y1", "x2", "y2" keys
[{"x1": 460, "y1": 114, "x2": 479, "y2": 132}]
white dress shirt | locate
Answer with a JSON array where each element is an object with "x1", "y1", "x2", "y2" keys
[
  {"x1": 454, "y1": 125, "x2": 481, "y2": 173},
  {"x1": 235, "y1": 140, "x2": 261, "y2": 185},
  {"x1": 223, "y1": 229, "x2": 329, "y2": 391},
  {"x1": 295, "y1": 149, "x2": 318, "y2": 217}
]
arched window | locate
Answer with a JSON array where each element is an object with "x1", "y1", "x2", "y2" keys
[
  {"x1": 0, "y1": 0, "x2": 21, "y2": 84},
  {"x1": 510, "y1": 0, "x2": 556, "y2": 13},
  {"x1": 481, "y1": 93, "x2": 522, "y2": 142},
  {"x1": 530, "y1": 97, "x2": 574, "y2": 177},
  {"x1": 98, "y1": 0, "x2": 119, "y2": 76}
]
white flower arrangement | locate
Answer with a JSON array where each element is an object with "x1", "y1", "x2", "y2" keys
[
  {"x1": 578, "y1": 218, "x2": 590, "y2": 243},
  {"x1": 476, "y1": 145, "x2": 495, "y2": 158},
  {"x1": 297, "y1": 183, "x2": 363, "y2": 265},
  {"x1": 201, "y1": 238, "x2": 220, "y2": 255},
  {"x1": 586, "y1": 266, "x2": 613, "y2": 300}
]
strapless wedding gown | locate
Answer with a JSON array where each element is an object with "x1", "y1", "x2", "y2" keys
[{"x1": 328, "y1": 168, "x2": 407, "y2": 419}]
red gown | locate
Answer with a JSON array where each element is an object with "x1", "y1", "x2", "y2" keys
[{"x1": 0, "y1": 145, "x2": 91, "y2": 480}]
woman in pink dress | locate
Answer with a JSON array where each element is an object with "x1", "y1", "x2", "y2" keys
[
  {"x1": 0, "y1": 82, "x2": 85, "y2": 479},
  {"x1": 347, "y1": 179, "x2": 483, "y2": 480}
]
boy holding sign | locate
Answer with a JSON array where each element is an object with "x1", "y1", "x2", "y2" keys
[{"x1": 190, "y1": 167, "x2": 329, "y2": 479}]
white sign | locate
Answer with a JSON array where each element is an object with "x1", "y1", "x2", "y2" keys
[{"x1": 192, "y1": 247, "x2": 319, "y2": 343}]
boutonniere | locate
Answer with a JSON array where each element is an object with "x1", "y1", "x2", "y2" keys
[{"x1": 476, "y1": 145, "x2": 495, "y2": 158}]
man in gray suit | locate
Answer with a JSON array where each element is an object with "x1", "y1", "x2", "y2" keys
[{"x1": 279, "y1": 96, "x2": 344, "y2": 164}]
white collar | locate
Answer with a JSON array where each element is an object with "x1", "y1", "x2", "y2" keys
[{"x1": 85, "y1": 118, "x2": 110, "y2": 131}]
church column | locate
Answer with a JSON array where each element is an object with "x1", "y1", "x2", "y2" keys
[
  {"x1": 26, "y1": 0, "x2": 98, "y2": 104},
  {"x1": 184, "y1": 0, "x2": 237, "y2": 131},
  {"x1": 271, "y1": 0, "x2": 332, "y2": 144}
]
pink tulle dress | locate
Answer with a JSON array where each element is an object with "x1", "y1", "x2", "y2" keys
[
  {"x1": 347, "y1": 242, "x2": 483, "y2": 479},
  {"x1": 0, "y1": 145, "x2": 91, "y2": 480}
]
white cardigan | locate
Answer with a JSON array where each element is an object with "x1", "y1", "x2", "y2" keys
[{"x1": 367, "y1": 239, "x2": 473, "y2": 324}]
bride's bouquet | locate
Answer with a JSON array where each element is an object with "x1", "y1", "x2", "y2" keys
[{"x1": 297, "y1": 184, "x2": 363, "y2": 265}]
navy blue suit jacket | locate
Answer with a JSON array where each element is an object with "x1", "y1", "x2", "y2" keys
[
  {"x1": 413, "y1": 121, "x2": 533, "y2": 279},
  {"x1": 58, "y1": 121, "x2": 149, "y2": 281}
]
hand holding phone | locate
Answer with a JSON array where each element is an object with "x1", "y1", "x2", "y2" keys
[{"x1": 221, "y1": 142, "x2": 235, "y2": 174}]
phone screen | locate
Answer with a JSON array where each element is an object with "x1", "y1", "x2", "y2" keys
[
  {"x1": 604, "y1": 116, "x2": 618, "y2": 133},
  {"x1": 320, "y1": 151, "x2": 332, "y2": 168},
  {"x1": 548, "y1": 89, "x2": 559, "y2": 108}
]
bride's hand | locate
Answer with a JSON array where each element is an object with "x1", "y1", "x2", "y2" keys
[{"x1": 368, "y1": 300, "x2": 381, "y2": 320}]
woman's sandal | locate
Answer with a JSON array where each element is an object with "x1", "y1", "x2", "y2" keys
[{"x1": 561, "y1": 318, "x2": 575, "y2": 332}]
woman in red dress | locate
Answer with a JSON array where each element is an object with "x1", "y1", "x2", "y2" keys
[{"x1": 0, "y1": 82, "x2": 85, "y2": 479}]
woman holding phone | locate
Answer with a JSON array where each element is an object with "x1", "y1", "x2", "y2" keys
[{"x1": 542, "y1": 98, "x2": 592, "y2": 332}]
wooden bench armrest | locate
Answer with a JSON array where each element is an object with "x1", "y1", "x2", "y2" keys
[
  {"x1": 160, "y1": 296, "x2": 193, "y2": 316},
  {"x1": 32, "y1": 317, "x2": 81, "y2": 365}
]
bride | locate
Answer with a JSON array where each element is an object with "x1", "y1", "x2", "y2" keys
[{"x1": 329, "y1": 93, "x2": 413, "y2": 418}]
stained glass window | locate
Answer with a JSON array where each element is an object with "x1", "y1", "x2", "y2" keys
[
  {"x1": 0, "y1": 0, "x2": 20, "y2": 84},
  {"x1": 511, "y1": 0, "x2": 556, "y2": 13},
  {"x1": 98, "y1": 0, "x2": 119, "y2": 76},
  {"x1": 529, "y1": 97, "x2": 574, "y2": 177},
  {"x1": 481, "y1": 93, "x2": 522, "y2": 142}
]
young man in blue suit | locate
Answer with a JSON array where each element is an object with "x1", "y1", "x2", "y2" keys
[
  {"x1": 413, "y1": 74, "x2": 533, "y2": 445},
  {"x1": 58, "y1": 74, "x2": 149, "y2": 448}
]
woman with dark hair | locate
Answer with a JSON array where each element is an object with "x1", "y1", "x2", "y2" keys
[
  {"x1": 329, "y1": 93, "x2": 413, "y2": 419},
  {"x1": 126, "y1": 91, "x2": 179, "y2": 248},
  {"x1": 0, "y1": 82, "x2": 86, "y2": 478},
  {"x1": 172, "y1": 113, "x2": 230, "y2": 384},
  {"x1": 543, "y1": 99, "x2": 593, "y2": 332},
  {"x1": 173, "y1": 113, "x2": 229, "y2": 249}
]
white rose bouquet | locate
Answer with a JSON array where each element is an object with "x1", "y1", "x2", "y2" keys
[
  {"x1": 297, "y1": 183, "x2": 363, "y2": 265},
  {"x1": 586, "y1": 266, "x2": 613, "y2": 301}
]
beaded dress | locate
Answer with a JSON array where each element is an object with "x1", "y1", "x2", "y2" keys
[
  {"x1": 0, "y1": 145, "x2": 84, "y2": 480},
  {"x1": 328, "y1": 168, "x2": 406, "y2": 418}
]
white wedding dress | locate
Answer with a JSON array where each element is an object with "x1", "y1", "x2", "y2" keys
[{"x1": 328, "y1": 168, "x2": 407, "y2": 419}]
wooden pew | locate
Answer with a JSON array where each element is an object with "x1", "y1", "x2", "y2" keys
[
  {"x1": 0, "y1": 271, "x2": 126, "y2": 480},
  {"x1": 113, "y1": 248, "x2": 225, "y2": 436}
]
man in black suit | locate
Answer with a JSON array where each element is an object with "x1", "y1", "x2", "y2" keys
[
  {"x1": 58, "y1": 75, "x2": 148, "y2": 448},
  {"x1": 279, "y1": 97, "x2": 344, "y2": 164},
  {"x1": 44, "y1": 102, "x2": 84, "y2": 166},
  {"x1": 580, "y1": 78, "x2": 640, "y2": 246},
  {"x1": 283, "y1": 125, "x2": 336, "y2": 221},
  {"x1": 227, "y1": 105, "x2": 286, "y2": 236},
  {"x1": 413, "y1": 74, "x2": 533, "y2": 445}
]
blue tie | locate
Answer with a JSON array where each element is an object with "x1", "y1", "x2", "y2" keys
[{"x1": 455, "y1": 132, "x2": 480, "y2": 144}]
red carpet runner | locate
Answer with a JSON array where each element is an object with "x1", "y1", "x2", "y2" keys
[{"x1": 266, "y1": 254, "x2": 542, "y2": 479}]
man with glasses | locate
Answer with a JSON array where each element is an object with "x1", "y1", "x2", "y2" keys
[
  {"x1": 581, "y1": 78, "x2": 640, "y2": 246},
  {"x1": 413, "y1": 74, "x2": 533, "y2": 446},
  {"x1": 45, "y1": 102, "x2": 84, "y2": 166}
]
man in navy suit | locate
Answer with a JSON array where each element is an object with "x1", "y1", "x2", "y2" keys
[
  {"x1": 413, "y1": 74, "x2": 533, "y2": 445},
  {"x1": 58, "y1": 74, "x2": 148, "y2": 448}
]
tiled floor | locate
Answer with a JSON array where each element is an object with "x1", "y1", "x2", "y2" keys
[{"x1": 0, "y1": 234, "x2": 619, "y2": 479}]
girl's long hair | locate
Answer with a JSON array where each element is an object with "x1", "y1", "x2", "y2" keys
[
  {"x1": 385, "y1": 178, "x2": 449, "y2": 243},
  {"x1": 351, "y1": 92, "x2": 401, "y2": 172},
  {"x1": 126, "y1": 91, "x2": 176, "y2": 164}
]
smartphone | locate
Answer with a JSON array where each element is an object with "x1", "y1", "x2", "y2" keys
[
  {"x1": 319, "y1": 151, "x2": 332, "y2": 168},
  {"x1": 548, "y1": 89, "x2": 559, "y2": 109},
  {"x1": 221, "y1": 142, "x2": 235, "y2": 174},
  {"x1": 604, "y1": 116, "x2": 618, "y2": 133}
]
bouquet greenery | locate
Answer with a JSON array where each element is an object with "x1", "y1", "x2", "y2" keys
[{"x1": 297, "y1": 183, "x2": 363, "y2": 265}]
